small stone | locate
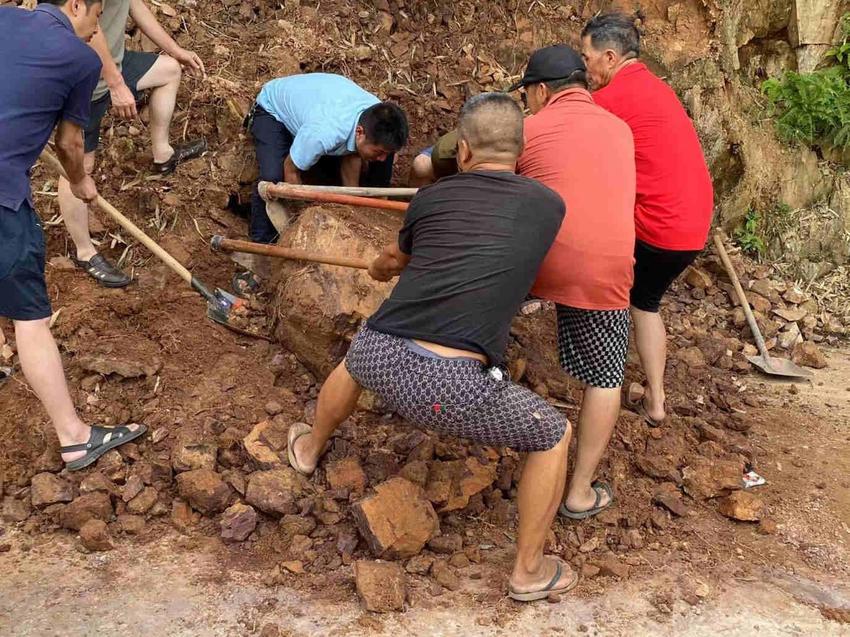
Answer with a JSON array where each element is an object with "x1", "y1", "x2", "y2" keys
[
  {"x1": 245, "y1": 468, "x2": 305, "y2": 517},
  {"x1": 243, "y1": 421, "x2": 285, "y2": 468},
  {"x1": 176, "y1": 469, "x2": 234, "y2": 515},
  {"x1": 79, "y1": 472, "x2": 117, "y2": 495},
  {"x1": 431, "y1": 560, "x2": 461, "y2": 591},
  {"x1": 352, "y1": 45, "x2": 373, "y2": 61},
  {"x1": 684, "y1": 266, "x2": 712, "y2": 289},
  {"x1": 79, "y1": 519, "x2": 113, "y2": 552},
  {"x1": 398, "y1": 460, "x2": 429, "y2": 487},
  {"x1": 405, "y1": 554, "x2": 435, "y2": 574},
  {"x1": 579, "y1": 536, "x2": 599, "y2": 553},
  {"x1": 791, "y1": 342, "x2": 827, "y2": 369},
  {"x1": 594, "y1": 553, "x2": 630, "y2": 579},
  {"x1": 428, "y1": 533, "x2": 463, "y2": 555},
  {"x1": 325, "y1": 457, "x2": 367, "y2": 495},
  {"x1": 121, "y1": 474, "x2": 144, "y2": 503},
  {"x1": 717, "y1": 491, "x2": 764, "y2": 522},
  {"x1": 676, "y1": 347, "x2": 706, "y2": 368},
  {"x1": 682, "y1": 458, "x2": 742, "y2": 500},
  {"x1": 757, "y1": 518, "x2": 778, "y2": 535},
  {"x1": 279, "y1": 514, "x2": 317, "y2": 541},
  {"x1": 581, "y1": 563, "x2": 600, "y2": 578},
  {"x1": 354, "y1": 560, "x2": 406, "y2": 612},
  {"x1": 126, "y1": 487, "x2": 158, "y2": 515},
  {"x1": 30, "y1": 473, "x2": 74, "y2": 508},
  {"x1": 220, "y1": 502, "x2": 258, "y2": 542},
  {"x1": 259, "y1": 624, "x2": 281, "y2": 637},
  {"x1": 116, "y1": 514, "x2": 145, "y2": 535},
  {"x1": 171, "y1": 499, "x2": 195, "y2": 531},
  {"x1": 448, "y1": 553, "x2": 471, "y2": 569},
  {"x1": 171, "y1": 441, "x2": 218, "y2": 473},
  {"x1": 2, "y1": 497, "x2": 32, "y2": 523},
  {"x1": 60, "y1": 493, "x2": 113, "y2": 531},
  {"x1": 97, "y1": 450, "x2": 127, "y2": 483},
  {"x1": 264, "y1": 400, "x2": 284, "y2": 416},
  {"x1": 280, "y1": 560, "x2": 304, "y2": 574},
  {"x1": 650, "y1": 508, "x2": 670, "y2": 529}
]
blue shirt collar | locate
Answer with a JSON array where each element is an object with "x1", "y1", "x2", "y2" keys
[{"x1": 34, "y1": 3, "x2": 75, "y2": 33}]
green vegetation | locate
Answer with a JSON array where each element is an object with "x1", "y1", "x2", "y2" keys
[
  {"x1": 734, "y1": 209, "x2": 766, "y2": 258},
  {"x1": 762, "y1": 14, "x2": 850, "y2": 150}
]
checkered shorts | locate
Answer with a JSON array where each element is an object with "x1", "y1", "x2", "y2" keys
[
  {"x1": 345, "y1": 326, "x2": 568, "y2": 452},
  {"x1": 556, "y1": 305, "x2": 630, "y2": 388}
]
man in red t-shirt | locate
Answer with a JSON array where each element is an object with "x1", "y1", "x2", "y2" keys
[
  {"x1": 514, "y1": 45, "x2": 636, "y2": 521},
  {"x1": 581, "y1": 13, "x2": 714, "y2": 427}
]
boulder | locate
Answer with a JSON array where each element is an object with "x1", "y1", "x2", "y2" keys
[
  {"x1": 30, "y1": 473, "x2": 74, "y2": 508},
  {"x1": 791, "y1": 342, "x2": 828, "y2": 369},
  {"x1": 171, "y1": 441, "x2": 218, "y2": 473},
  {"x1": 60, "y1": 493, "x2": 113, "y2": 531},
  {"x1": 325, "y1": 457, "x2": 367, "y2": 495},
  {"x1": 718, "y1": 491, "x2": 765, "y2": 522},
  {"x1": 353, "y1": 560, "x2": 406, "y2": 612},
  {"x1": 425, "y1": 458, "x2": 497, "y2": 512},
  {"x1": 351, "y1": 477, "x2": 439, "y2": 559},
  {"x1": 270, "y1": 206, "x2": 398, "y2": 378},
  {"x1": 79, "y1": 519, "x2": 113, "y2": 552},
  {"x1": 682, "y1": 458, "x2": 743, "y2": 500},
  {"x1": 176, "y1": 469, "x2": 234, "y2": 515},
  {"x1": 245, "y1": 468, "x2": 306, "y2": 516},
  {"x1": 220, "y1": 502, "x2": 258, "y2": 542}
]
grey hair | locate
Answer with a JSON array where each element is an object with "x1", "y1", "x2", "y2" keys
[
  {"x1": 581, "y1": 13, "x2": 641, "y2": 59},
  {"x1": 457, "y1": 93, "x2": 524, "y2": 158}
]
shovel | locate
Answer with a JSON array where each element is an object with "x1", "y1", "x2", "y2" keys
[
  {"x1": 39, "y1": 149, "x2": 248, "y2": 334},
  {"x1": 713, "y1": 234, "x2": 812, "y2": 379},
  {"x1": 211, "y1": 236, "x2": 370, "y2": 270}
]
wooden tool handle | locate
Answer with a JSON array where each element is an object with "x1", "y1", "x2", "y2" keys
[
  {"x1": 713, "y1": 234, "x2": 770, "y2": 359},
  {"x1": 259, "y1": 181, "x2": 409, "y2": 213},
  {"x1": 39, "y1": 149, "x2": 193, "y2": 285},
  {"x1": 212, "y1": 236, "x2": 371, "y2": 270},
  {"x1": 263, "y1": 183, "x2": 418, "y2": 198}
]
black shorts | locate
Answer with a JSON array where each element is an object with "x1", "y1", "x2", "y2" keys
[
  {"x1": 0, "y1": 201, "x2": 51, "y2": 321},
  {"x1": 630, "y1": 239, "x2": 701, "y2": 312},
  {"x1": 84, "y1": 51, "x2": 160, "y2": 153}
]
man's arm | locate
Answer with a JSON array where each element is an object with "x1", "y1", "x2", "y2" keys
[
  {"x1": 368, "y1": 242, "x2": 410, "y2": 282},
  {"x1": 283, "y1": 155, "x2": 303, "y2": 185},
  {"x1": 55, "y1": 121, "x2": 98, "y2": 203},
  {"x1": 129, "y1": 0, "x2": 205, "y2": 76},
  {"x1": 89, "y1": 29, "x2": 137, "y2": 119},
  {"x1": 340, "y1": 154, "x2": 362, "y2": 187}
]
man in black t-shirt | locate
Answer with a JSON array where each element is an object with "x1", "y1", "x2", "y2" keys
[{"x1": 285, "y1": 93, "x2": 576, "y2": 602}]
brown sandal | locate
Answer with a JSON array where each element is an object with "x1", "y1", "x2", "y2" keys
[{"x1": 286, "y1": 422, "x2": 315, "y2": 476}]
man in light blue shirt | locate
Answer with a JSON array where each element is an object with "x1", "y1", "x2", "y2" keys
[{"x1": 248, "y1": 73, "x2": 409, "y2": 244}]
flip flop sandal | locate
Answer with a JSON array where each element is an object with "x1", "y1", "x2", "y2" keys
[
  {"x1": 232, "y1": 271, "x2": 261, "y2": 298},
  {"x1": 287, "y1": 422, "x2": 315, "y2": 476},
  {"x1": 559, "y1": 480, "x2": 614, "y2": 520},
  {"x1": 61, "y1": 424, "x2": 147, "y2": 472},
  {"x1": 153, "y1": 138, "x2": 208, "y2": 175},
  {"x1": 624, "y1": 383, "x2": 664, "y2": 428},
  {"x1": 636, "y1": 398, "x2": 664, "y2": 428},
  {"x1": 72, "y1": 253, "x2": 132, "y2": 288},
  {"x1": 508, "y1": 557, "x2": 580, "y2": 602}
]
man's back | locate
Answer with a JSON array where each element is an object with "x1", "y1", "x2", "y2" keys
[
  {"x1": 518, "y1": 88, "x2": 635, "y2": 311},
  {"x1": 0, "y1": 5, "x2": 100, "y2": 209},
  {"x1": 368, "y1": 170, "x2": 564, "y2": 366},
  {"x1": 593, "y1": 63, "x2": 713, "y2": 250}
]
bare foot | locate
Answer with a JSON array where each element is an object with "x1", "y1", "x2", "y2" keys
[{"x1": 509, "y1": 556, "x2": 576, "y2": 594}]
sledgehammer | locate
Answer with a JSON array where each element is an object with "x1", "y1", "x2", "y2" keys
[{"x1": 211, "y1": 236, "x2": 370, "y2": 270}]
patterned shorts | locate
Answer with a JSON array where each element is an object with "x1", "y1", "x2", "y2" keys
[
  {"x1": 556, "y1": 305, "x2": 630, "y2": 389},
  {"x1": 345, "y1": 326, "x2": 568, "y2": 452}
]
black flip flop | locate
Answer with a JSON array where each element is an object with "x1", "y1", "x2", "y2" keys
[
  {"x1": 61, "y1": 424, "x2": 147, "y2": 472},
  {"x1": 508, "y1": 557, "x2": 580, "y2": 602},
  {"x1": 559, "y1": 481, "x2": 614, "y2": 520},
  {"x1": 636, "y1": 397, "x2": 664, "y2": 428},
  {"x1": 153, "y1": 139, "x2": 208, "y2": 175}
]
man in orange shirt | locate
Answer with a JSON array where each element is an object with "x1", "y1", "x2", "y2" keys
[{"x1": 514, "y1": 45, "x2": 636, "y2": 520}]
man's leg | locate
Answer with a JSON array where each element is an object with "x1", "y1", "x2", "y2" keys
[
  {"x1": 631, "y1": 306, "x2": 667, "y2": 421},
  {"x1": 250, "y1": 107, "x2": 292, "y2": 244},
  {"x1": 136, "y1": 55, "x2": 182, "y2": 164},
  {"x1": 563, "y1": 386, "x2": 619, "y2": 512},
  {"x1": 57, "y1": 152, "x2": 98, "y2": 262},
  {"x1": 510, "y1": 425, "x2": 574, "y2": 592},
  {"x1": 291, "y1": 361, "x2": 362, "y2": 473}
]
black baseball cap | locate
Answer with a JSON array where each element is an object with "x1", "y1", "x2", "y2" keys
[{"x1": 507, "y1": 44, "x2": 586, "y2": 92}]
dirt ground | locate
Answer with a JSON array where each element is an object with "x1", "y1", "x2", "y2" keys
[{"x1": 1, "y1": 1, "x2": 850, "y2": 635}]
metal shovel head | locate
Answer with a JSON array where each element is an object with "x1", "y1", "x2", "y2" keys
[
  {"x1": 205, "y1": 287, "x2": 246, "y2": 327},
  {"x1": 746, "y1": 354, "x2": 813, "y2": 379}
]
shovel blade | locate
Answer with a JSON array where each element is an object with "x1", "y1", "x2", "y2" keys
[{"x1": 747, "y1": 354, "x2": 813, "y2": 379}]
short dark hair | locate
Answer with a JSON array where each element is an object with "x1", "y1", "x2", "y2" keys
[
  {"x1": 544, "y1": 69, "x2": 589, "y2": 92},
  {"x1": 581, "y1": 13, "x2": 640, "y2": 59},
  {"x1": 358, "y1": 102, "x2": 409, "y2": 151},
  {"x1": 38, "y1": 0, "x2": 102, "y2": 7},
  {"x1": 458, "y1": 92, "x2": 524, "y2": 158}
]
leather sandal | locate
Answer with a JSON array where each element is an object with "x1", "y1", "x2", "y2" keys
[
  {"x1": 72, "y1": 253, "x2": 131, "y2": 288},
  {"x1": 62, "y1": 424, "x2": 147, "y2": 472},
  {"x1": 153, "y1": 139, "x2": 208, "y2": 175}
]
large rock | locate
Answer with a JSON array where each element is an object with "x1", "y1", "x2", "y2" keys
[
  {"x1": 245, "y1": 468, "x2": 306, "y2": 516},
  {"x1": 351, "y1": 477, "x2": 439, "y2": 559},
  {"x1": 30, "y1": 473, "x2": 74, "y2": 508},
  {"x1": 176, "y1": 469, "x2": 234, "y2": 515},
  {"x1": 425, "y1": 458, "x2": 497, "y2": 512},
  {"x1": 270, "y1": 206, "x2": 398, "y2": 378},
  {"x1": 354, "y1": 560, "x2": 406, "y2": 612},
  {"x1": 60, "y1": 493, "x2": 113, "y2": 531},
  {"x1": 682, "y1": 458, "x2": 743, "y2": 500}
]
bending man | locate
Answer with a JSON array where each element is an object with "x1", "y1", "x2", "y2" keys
[
  {"x1": 286, "y1": 93, "x2": 576, "y2": 602},
  {"x1": 582, "y1": 14, "x2": 714, "y2": 426},
  {"x1": 0, "y1": 0, "x2": 144, "y2": 471},
  {"x1": 57, "y1": 0, "x2": 207, "y2": 287}
]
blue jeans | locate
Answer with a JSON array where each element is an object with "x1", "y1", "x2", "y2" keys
[{"x1": 249, "y1": 105, "x2": 395, "y2": 244}]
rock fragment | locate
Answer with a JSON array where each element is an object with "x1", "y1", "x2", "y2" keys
[
  {"x1": 60, "y1": 492, "x2": 113, "y2": 531},
  {"x1": 79, "y1": 519, "x2": 113, "y2": 551},
  {"x1": 717, "y1": 491, "x2": 764, "y2": 522},
  {"x1": 682, "y1": 458, "x2": 742, "y2": 500},
  {"x1": 354, "y1": 560, "x2": 406, "y2": 612},
  {"x1": 176, "y1": 469, "x2": 233, "y2": 515},
  {"x1": 245, "y1": 468, "x2": 305, "y2": 516},
  {"x1": 791, "y1": 342, "x2": 827, "y2": 369},
  {"x1": 220, "y1": 502, "x2": 258, "y2": 542},
  {"x1": 30, "y1": 473, "x2": 74, "y2": 508},
  {"x1": 325, "y1": 457, "x2": 367, "y2": 495}
]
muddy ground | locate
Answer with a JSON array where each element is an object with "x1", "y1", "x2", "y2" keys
[{"x1": 1, "y1": 1, "x2": 850, "y2": 635}]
